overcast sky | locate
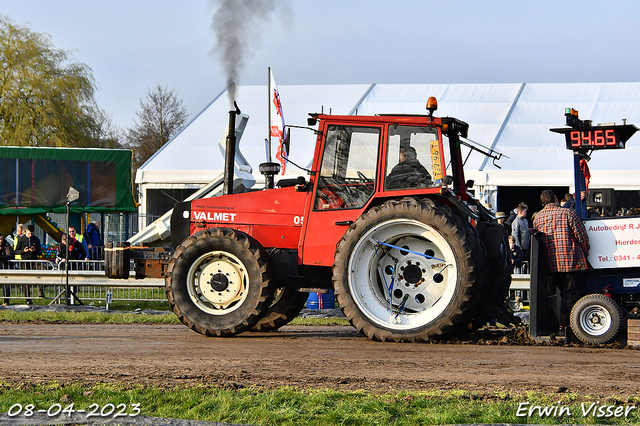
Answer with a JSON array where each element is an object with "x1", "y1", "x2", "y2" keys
[{"x1": 2, "y1": 0, "x2": 640, "y2": 130}]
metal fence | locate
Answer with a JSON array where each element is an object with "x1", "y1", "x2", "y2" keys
[
  {"x1": 0, "y1": 259, "x2": 165, "y2": 305},
  {"x1": 2, "y1": 259, "x2": 533, "y2": 308}
]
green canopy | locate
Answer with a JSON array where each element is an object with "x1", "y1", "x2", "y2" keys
[{"x1": 0, "y1": 146, "x2": 137, "y2": 215}]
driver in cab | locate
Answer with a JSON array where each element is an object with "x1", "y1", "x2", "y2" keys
[{"x1": 386, "y1": 145, "x2": 432, "y2": 190}]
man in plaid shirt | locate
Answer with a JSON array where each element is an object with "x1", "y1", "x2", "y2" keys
[{"x1": 533, "y1": 190, "x2": 590, "y2": 329}]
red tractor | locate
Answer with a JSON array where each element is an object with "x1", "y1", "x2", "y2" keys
[{"x1": 162, "y1": 97, "x2": 511, "y2": 341}]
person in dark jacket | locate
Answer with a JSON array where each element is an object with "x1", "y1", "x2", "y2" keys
[
  {"x1": 15, "y1": 224, "x2": 42, "y2": 261},
  {"x1": 562, "y1": 193, "x2": 575, "y2": 209},
  {"x1": 386, "y1": 146, "x2": 432, "y2": 189},
  {"x1": 85, "y1": 220, "x2": 101, "y2": 260},
  {"x1": 505, "y1": 208, "x2": 518, "y2": 227},
  {"x1": 0, "y1": 233, "x2": 14, "y2": 305},
  {"x1": 508, "y1": 235, "x2": 524, "y2": 273},
  {"x1": 14, "y1": 224, "x2": 42, "y2": 303},
  {"x1": 56, "y1": 234, "x2": 87, "y2": 269}
]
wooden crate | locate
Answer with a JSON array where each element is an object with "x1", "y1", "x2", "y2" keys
[{"x1": 628, "y1": 319, "x2": 640, "y2": 347}]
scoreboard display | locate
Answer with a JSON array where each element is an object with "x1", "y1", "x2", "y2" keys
[
  {"x1": 563, "y1": 126, "x2": 630, "y2": 150},
  {"x1": 551, "y1": 113, "x2": 638, "y2": 152}
]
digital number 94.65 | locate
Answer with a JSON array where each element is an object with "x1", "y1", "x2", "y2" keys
[{"x1": 570, "y1": 129, "x2": 616, "y2": 147}]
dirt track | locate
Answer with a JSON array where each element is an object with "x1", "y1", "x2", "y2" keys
[{"x1": 1, "y1": 322, "x2": 639, "y2": 397}]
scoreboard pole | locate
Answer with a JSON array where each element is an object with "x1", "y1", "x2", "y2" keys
[{"x1": 573, "y1": 152, "x2": 587, "y2": 219}]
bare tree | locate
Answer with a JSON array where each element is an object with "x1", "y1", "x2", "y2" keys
[
  {"x1": 87, "y1": 106, "x2": 124, "y2": 149},
  {"x1": 126, "y1": 84, "x2": 188, "y2": 168}
]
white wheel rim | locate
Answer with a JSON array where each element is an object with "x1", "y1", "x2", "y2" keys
[
  {"x1": 186, "y1": 251, "x2": 249, "y2": 315},
  {"x1": 579, "y1": 305, "x2": 612, "y2": 336},
  {"x1": 348, "y1": 219, "x2": 458, "y2": 330}
]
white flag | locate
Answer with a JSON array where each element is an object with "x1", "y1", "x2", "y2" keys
[{"x1": 270, "y1": 70, "x2": 287, "y2": 175}]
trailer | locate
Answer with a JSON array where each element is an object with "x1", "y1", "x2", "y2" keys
[{"x1": 530, "y1": 109, "x2": 640, "y2": 344}]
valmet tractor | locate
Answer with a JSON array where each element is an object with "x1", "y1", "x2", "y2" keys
[{"x1": 118, "y1": 98, "x2": 512, "y2": 342}]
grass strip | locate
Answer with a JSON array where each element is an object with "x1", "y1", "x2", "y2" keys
[
  {"x1": 1, "y1": 382, "x2": 639, "y2": 425},
  {"x1": 0, "y1": 310, "x2": 180, "y2": 324},
  {"x1": 0, "y1": 310, "x2": 349, "y2": 326}
]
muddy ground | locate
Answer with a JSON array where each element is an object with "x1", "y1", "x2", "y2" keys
[{"x1": 1, "y1": 322, "x2": 639, "y2": 397}]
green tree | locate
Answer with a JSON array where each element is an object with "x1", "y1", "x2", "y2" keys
[
  {"x1": 0, "y1": 15, "x2": 114, "y2": 147},
  {"x1": 126, "y1": 83, "x2": 187, "y2": 169}
]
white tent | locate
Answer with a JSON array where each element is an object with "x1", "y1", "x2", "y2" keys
[{"x1": 137, "y1": 82, "x2": 640, "y2": 216}]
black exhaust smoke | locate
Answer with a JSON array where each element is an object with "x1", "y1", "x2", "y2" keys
[{"x1": 209, "y1": 0, "x2": 291, "y2": 106}]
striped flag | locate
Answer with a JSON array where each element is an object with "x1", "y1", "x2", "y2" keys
[{"x1": 270, "y1": 70, "x2": 287, "y2": 174}]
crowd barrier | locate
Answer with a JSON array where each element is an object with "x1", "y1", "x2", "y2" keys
[
  {"x1": 1, "y1": 260, "x2": 532, "y2": 308},
  {"x1": 0, "y1": 259, "x2": 165, "y2": 305}
]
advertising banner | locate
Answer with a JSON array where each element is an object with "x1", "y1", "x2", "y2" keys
[{"x1": 585, "y1": 218, "x2": 640, "y2": 269}]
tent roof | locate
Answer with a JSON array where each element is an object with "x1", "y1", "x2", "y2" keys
[{"x1": 138, "y1": 82, "x2": 640, "y2": 189}]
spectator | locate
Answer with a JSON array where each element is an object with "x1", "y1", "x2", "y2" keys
[
  {"x1": 505, "y1": 208, "x2": 517, "y2": 227},
  {"x1": 562, "y1": 193, "x2": 575, "y2": 209},
  {"x1": 495, "y1": 211, "x2": 510, "y2": 242},
  {"x1": 56, "y1": 233, "x2": 87, "y2": 268},
  {"x1": 0, "y1": 233, "x2": 14, "y2": 305},
  {"x1": 14, "y1": 224, "x2": 42, "y2": 304},
  {"x1": 85, "y1": 220, "x2": 101, "y2": 260},
  {"x1": 15, "y1": 224, "x2": 42, "y2": 261},
  {"x1": 511, "y1": 202, "x2": 531, "y2": 261},
  {"x1": 533, "y1": 189, "x2": 590, "y2": 334},
  {"x1": 508, "y1": 235, "x2": 524, "y2": 274},
  {"x1": 69, "y1": 227, "x2": 89, "y2": 260},
  {"x1": 12, "y1": 223, "x2": 25, "y2": 261}
]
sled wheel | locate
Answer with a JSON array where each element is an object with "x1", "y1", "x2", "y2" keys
[
  {"x1": 251, "y1": 287, "x2": 309, "y2": 332},
  {"x1": 165, "y1": 228, "x2": 274, "y2": 336},
  {"x1": 333, "y1": 198, "x2": 484, "y2": 342},
  {"x1": 570, "y1": 293, "x2": 622, "y2": 344}
]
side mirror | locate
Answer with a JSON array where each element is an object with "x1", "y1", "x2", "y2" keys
[{"x1": 465, "y1": 179, "x2": 475, "y2": 188}]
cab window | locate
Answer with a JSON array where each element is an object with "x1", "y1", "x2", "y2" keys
[
  {"x1": 314, "y1": 125, "x2": 379, "y2": 210},
  {"x1": 385, "y1": 126, "x2": 443, "y2": 190}
]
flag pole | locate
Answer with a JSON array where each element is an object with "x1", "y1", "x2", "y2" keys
[{"x1": 267, "y1": 66, "x2": 272, "y2": 162}]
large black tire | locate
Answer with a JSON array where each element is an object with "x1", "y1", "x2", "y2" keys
[
  {"x1": 333, "y1": 197, "x2": 487, "y2": 342},
  {"x1": 570, "y1": 293, "x2": 622, "y2": 344},
  {"x1": 251, "y1": 287, "x2": 309, "y2": 332},
  {"x1": 165, "y1": 228, "x2": 275, "y2": 336}
]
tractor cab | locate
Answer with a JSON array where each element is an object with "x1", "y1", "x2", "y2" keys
[
  {"x1": 300, "y1": 98, "x2": 476, "y2": 267},
  {"x1": 308, "y1": 97, "x2": 470, "y2": 209}
]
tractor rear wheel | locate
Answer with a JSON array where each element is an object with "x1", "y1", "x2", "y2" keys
[
  {"x1": 165, "y1": 228, "x2": 275, "y2": 336},
  {"x1": 251, "y1": 287, "x2": 309, "y2": 332},
  {"x1": 333, "y1": 198, "x2": 485, "y2": 342},
  {"x1": 570, "y1": 293, "x2": 622, "y2": 344}
]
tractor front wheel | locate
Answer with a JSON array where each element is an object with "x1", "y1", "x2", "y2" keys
[{"x1": 165, "y1": 228, "x2": 274, "y2": 336}]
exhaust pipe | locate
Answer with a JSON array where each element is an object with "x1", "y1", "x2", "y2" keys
[{"x1": 223, "y1": 101, "x2": 241, "y2": 195}]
